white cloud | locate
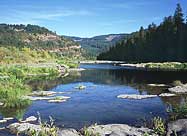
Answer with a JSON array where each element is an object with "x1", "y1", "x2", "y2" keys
[{"x1": 0, "y1": 8, "x2": 93, "y2": 25}]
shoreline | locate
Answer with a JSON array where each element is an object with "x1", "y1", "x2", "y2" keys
[{"x1": 5, "y1": 118, "x2": 187, "y2": 136}]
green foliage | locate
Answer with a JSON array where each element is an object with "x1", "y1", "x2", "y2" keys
[
  {"x1": 153, "y1": 117, "x2": 166, "y2": 136},
  {"x1": 172, "y1": 80, "x2": 183, "y2": 86},
  {"x1": 0, "y1": 76, "x2": 31, "y2": 108},
  {"x1": 0, "y1": 47, "x2": 55, "y2": 64},
  {"x1": 98, "y1": 3, "x2": 187, "y2": 63},
  {"x1": 27, "y1": 113, "x2": 58, "y2": 136},
  {"x1": 145, "y1": 62, "x2": 187, "y2": 70},
  {"x1": 82, "y1": 127, "x2": 100, "y2": 136},
  {"x1": 143, "y1": 132, "x2": 150, "y2": 136},
  {"x1": 57, "y1": 58, "x2": 79, "y2": 68},
  {"x1": 167, "y1": 103, "x2": 187, "y2": 120},
  {"x1": 0, "y1": 65, "x2": 59, "y2": 77},
  {"x1": 0, "y1": 24, "x2": 82, "y2": 59}
]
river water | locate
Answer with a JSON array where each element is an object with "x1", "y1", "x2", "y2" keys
[{"x1": 1, "y1": 63, "x2": 187, "y2": 135}]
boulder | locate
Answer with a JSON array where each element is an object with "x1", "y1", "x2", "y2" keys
[
  {"x1": 167, "y1": 119, "x2": 187, "y2": 136},
  {"x1": 117, "y1": 94, "x2": 157, "y2": 100},
  {"x1": 3, "y1": 117, "x2": 14, "y2": 121},
  {"x1": 24, "y1": 96, "x2": 70, "y2": 101},
  {"x1": 168, "y1": 85, "x2": 187, "y2": 94},
  {"x1": 31, "y1": 91, "x2": 57, "y2": 96},
  {"x1": 0, "y1": 119, "x2": 7, "y2": 123},
  {"x1": 24, "y1": 96, "x2": 51, "y2": 101},
  {"x1": 48, "y1": 96, "x2": 70, "y2": 103},
  {"x1": 58, "y1": 128, "x2": 80, "y2": 136},
  {"x1": 22, "y1": 116, "x2": 37, "y2": 122},
  {"x1": 148, "y1": 84, "x2": 168, "y2": 87},
  {"x1": 159, "y1": 93, "x2": 176, "y2": 97},
  {"x1": 87, "y1": 124, "x2": 157, "y2": 136},
  {"x1": 8, "y1": 122, "x2": 80, "y2": 136},
  {"x1": 7, "y1": 123, "x2": 41, "y2": 134}
]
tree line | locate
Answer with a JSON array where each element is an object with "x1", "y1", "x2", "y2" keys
[{"x1": 97, "y1": 4, "x2": 187, "y2": 62}]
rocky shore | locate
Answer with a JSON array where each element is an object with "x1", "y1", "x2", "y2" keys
[{"x1": 4, "y1": 118, "x2": 187, "y2": 136}]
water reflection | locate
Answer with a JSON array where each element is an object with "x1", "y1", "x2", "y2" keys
[{"x1": 0, "y1": 64, "x2": 187, "y2": 130}]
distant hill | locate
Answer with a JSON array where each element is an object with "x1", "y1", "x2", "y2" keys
[
  {"x1": 65, "y1": 34, "x2": 129, "y2": 58},
  {"x1": 0, "y1": 24, "x2": 82, "y2": 58}
]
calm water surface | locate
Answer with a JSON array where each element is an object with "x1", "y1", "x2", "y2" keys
[{"x1": 1, "y1": 64, "x2": 187, "y2": 135}]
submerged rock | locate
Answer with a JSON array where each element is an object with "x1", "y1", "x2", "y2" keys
[
  {"x1": 117, "y1": 94, "x2": 157, "y2": 99},
  {"x1": 48, "y1": 96, "x2": 70, "y2": 103},
  {"x1": 21, "y1": 116, "x2": 37, "y2": 123},
  {"x1": 159, "y1": 93, "x2": 176, "y2": 97},
  {"x1": 31, "y1": 91, "x2": 65, "y2": 97},
  {"x1": 87, "y1": 124, "x2": 157, "y2": 136},
  {"x1": 167, "y1": 119, "x2": 187, "y2": 136},
  {"x1": 168, "y1": 85, "x2": 187, "y2": 94},
  {"x1": 24, "y1": 96, "x2": 51, "y2": 101},
  {"x1": 75, "y1": 85, "x2": 86, "y2": 90},
  {"x1": 24, "y1": 96, "x2": 70, "y2": 101}
]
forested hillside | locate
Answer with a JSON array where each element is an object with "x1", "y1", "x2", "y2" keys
[
  {"x1": 97, "y1": 4, "x2": 187, "y2": 62},
  {"x1": 66, "y1": 34, "x2": 129, "y2": 59},
  {"x1": 0, "y1": 24, "x2": 82, "y2": 58}
]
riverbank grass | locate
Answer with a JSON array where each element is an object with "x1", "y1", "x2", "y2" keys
[
  {"x1": 0, "y1": 77, "x2": 31, "y2": 108},
  {"x1": 145, "y1": 62, "x2": 187, "y2": 70}
]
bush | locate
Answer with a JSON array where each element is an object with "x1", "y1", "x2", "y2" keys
[
  {"x1": 0, "y1": 76, "x2": 31, "y2": 108},
  {"x1": 167, "y1": 103, "x2": 187, "y2": 120},
  {"x1": 172, "y1": 80, "x2": 183, "y2": 86},
  {"x1": 153, "y1": 117, "x2": 166, "y2": 136}
]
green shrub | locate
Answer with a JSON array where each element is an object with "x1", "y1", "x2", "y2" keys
[
  {"x1": 26, "y1": 114, "x2": 58, "y2": 136},
  {"x1": 172, "y1": 80, "x2": 183, "y2": 86},
  {"x1": 153, "y1": 117, "x2": 166, "y2": 136},
  {"x1": 0, "y1": 76, "x2": 31, "y2": 108},
  {"x1": 167, "y1": 103, "x2": 187, "y2": 120}
]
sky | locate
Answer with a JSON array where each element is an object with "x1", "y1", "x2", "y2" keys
[{"x1": 0, "y1": 0, "x2": 187, "y2": 37}]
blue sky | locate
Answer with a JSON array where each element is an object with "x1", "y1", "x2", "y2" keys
[{"x1": 0, "y1": 0, "x2": 187, "y2": 37}]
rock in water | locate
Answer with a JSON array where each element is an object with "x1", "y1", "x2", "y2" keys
[
  {"x1": 117, "y1": 94, "x2": 157, "y2": 99},
  {"x1": 24, "y1": 116, "x2": 37, "y2": 122},
  {"x1": 168, "y1": 85, "x2": 187, "y2": 94},
  {"x1": 159, "y1": 93, "x2": 176, "y2": 97},
  {"x1": 0, "y1": 119, "x2": 7, "y2": 123},
  {"x1": 167, "y1": 119, "x2": 187, "y2": 136}
]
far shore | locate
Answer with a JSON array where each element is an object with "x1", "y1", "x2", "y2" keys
[
  {"x1": 80, "y1": 60, "x2": 125, "y2": 64},
  {"x1": 80, "y1": 61, "x2": 187, "y2": 71}
]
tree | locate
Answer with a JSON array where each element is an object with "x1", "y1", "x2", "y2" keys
[
  {"x1": 174, "y1": 3, "x2": 184, "y2": 26},
  {"x1": 97, "y1": 3, "x2": 187, "y2": 62}
]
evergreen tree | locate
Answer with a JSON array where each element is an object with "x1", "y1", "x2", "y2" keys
[{"x1": 97, "y1": 3, "x2": 187, "y2": 62}]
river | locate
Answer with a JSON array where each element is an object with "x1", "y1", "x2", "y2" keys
[{"x1": 1, "y1": 63, "x2": 187, "y2": 135}]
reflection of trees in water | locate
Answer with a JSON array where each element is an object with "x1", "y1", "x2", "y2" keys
[
  {"x1": 80, "y1": 69, "x2": 123, "y2": 85},
  {"x1": 26, "y1": 71, "x2": 81, "y2": 91},
  {"x1": 109, "y1": 69, "x2": 187, "y2": 84},
  {"x1": 0, "y1": 107, "x2": 27, "y2": 121},
  {"x1": 161, "y1": 95, "x2": 187, "y2": 108},
  {"x1": 108, "y1": 69, "x2": 187, "y2": 108}
]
